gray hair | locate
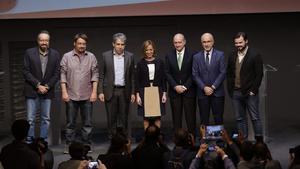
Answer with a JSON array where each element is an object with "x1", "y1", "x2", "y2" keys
[{"x1": 112, "y1": 33, "x2": 127, "y2": 43}]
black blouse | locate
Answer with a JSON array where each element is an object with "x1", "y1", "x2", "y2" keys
[{"x1": 135, "y1": 57, "x2": 166, "y2": 93}]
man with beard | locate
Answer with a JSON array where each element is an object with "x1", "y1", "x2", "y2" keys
[
  {"x1": 226, "y1": 32, "x2": 264, "y2": 141},
  {"x1": 60, "y1": 33, "x2": 99, "y2": 151},
  {"x1": 23, "y1": 30, "x2": 60, "y2": 143}
]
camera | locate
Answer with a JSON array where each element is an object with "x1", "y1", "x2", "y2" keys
[{"x1": 88, "y1": 161, "x2": 99, "y2": 169}]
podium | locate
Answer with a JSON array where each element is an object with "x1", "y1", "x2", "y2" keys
[
  {"x1": 48, "y1": 82, "x2": 62, "y2": 145},
  {"x1": 248, "y1": 64, "x2": 277, "y2": 142}
]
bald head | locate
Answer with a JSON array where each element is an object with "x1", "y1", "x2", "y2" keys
[
  {"x1": 201, "y1": 33, "x2": 214, "y2": 52},
  {"x1": 173, "y1": 33, "x2": 186, "y2": 52}
]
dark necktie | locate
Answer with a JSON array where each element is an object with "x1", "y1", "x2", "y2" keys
[{"x1": 206, "y1": 52, "x2": 210, "y2": 65}]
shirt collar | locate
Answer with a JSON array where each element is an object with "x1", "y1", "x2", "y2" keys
[
  {"x1": 204, "y1": 48, "x2": 213, "y2": 56},
  {"x1": 177, "y1": 47, "x2": 185, "y2": 56},
  {"x1": 113, "y1": 49, "x2": 125, "y2": 57},
  {"x1": 72, "y1": 50, "x2": 87, "y2": 57},
  {"x1": 238, "y1": 46, "x2": 248, "y2": 56},
  {"x1": 39, "y1": 49, "x2": 48, "y2": 57}
]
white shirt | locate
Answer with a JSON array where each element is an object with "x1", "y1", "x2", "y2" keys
[
  {"x1": 147, "y1": 64, "x2": 155, "y2": 80},
  {"x1": 177, "y1": 47, "x2": 185, "y2": 60},
  {"x1": 113, "y1": 51, "x2": 125, "y2": 86},
  {"x1": 238, "y1": 46, "x2": 248, "y2": 63},
  {"x1": 204, "y1": 49, "x2": 213, "y2": 64}
]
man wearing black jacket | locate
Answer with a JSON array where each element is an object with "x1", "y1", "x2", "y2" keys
[
  {"x1": 227, "y1": 32, "x2": 264, "y2": 141},
  {"x1": 23, "y1": 30, "x2": 60, "y2": 143},
  {"x1": 165, "y1": 33, "x2": 197, "y2": 135}
]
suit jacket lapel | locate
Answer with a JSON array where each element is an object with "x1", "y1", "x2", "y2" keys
[
  {"x1": 181, "y1": 49, "x2": 189, "y2": 71},
  {"x1": 43, "y1": 49, "x2": 52, "y2": 79},
  {"x1": 172, "y1": 50, "x2": 180, "y2": 71},
  {"x1": 210, "y1": 49, "x2": 217, "y2": 69},
  {"x1": 124, "y1": 52, "x2": 129, "y2": 77},
  {"x1": 233, "y1": 51, "x2": 238, "y2": 66},
  {"x1": 109, "y1": 51, "x2": 115, "y2": 81},
  {"x1": 35, "y1": 48, "x2": 43, "y2": 79},
  {"x1": 240, "y1": 49, "x2": 250, "y2": 73}
]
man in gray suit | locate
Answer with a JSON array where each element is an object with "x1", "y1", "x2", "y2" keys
[{"x1": 99, "y1": 33, "x2": 135, "y2": 137}]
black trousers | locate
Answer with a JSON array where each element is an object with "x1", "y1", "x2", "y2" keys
[
  {"x1": 198, "y1": 96, "x2": 224, "y2": 125},
  {"x1": 170, "y1": 96, "x2": 196, "y2": 135},
  {"x1": 105, "y1": 88, "x2": 130, "y2": 136}
]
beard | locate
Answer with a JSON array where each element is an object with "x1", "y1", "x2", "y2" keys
[
  {"x1": 237, "y1": 45, "x2": 246, "y2": 52},
  {"x1": 39, "y1": 45, "x2": 48, "y2": 52},
  {"x1": 77, "y1": 48, "x2": 86, "y2": 53}
]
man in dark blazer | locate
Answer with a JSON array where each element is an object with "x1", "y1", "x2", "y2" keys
[
  {"x1": 227, "y1": 32, "x2": 263, "y2": 141},
  {"x1": 165, "y1": 33, "x2": 197, "y2": 135},
  {"x1": 23, "y1": 30, "x2": 60, "y2": 143},
  {"x1": 99, "y1": 33, "x2": 135, "y2": 137},
  {"x1": 192, "y1": 33, "x2": 226, "y2": 125}
]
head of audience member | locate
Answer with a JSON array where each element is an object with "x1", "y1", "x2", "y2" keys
[
  {"x1": 294, "y1": 146, "x2": 300, "y2": 164},
  {"x1": 290, "y1": 145, "x2": 300, "y2": 168},
  {"x1": 234, "y1": 31, "x2": 248, "y2": 52},
  {"x1": 69, "y1": 142, "x2": 85, "y2": 160},
  {"x1": 73, "y1": 33, "x2": 88, "y2": 54},
  {"x1": 145, "y1": 124, "x2": 160, "y2": 144},
  {"x1": 196, "y1": 143, "x2": 218, "y2": 169},
  {"x1": 240, "y1": 141, "x2": 255, "y2": 162},
  {"x1": 173, "y1": 128, "x2": 190, "y2": 148},
  {"x1": 107, "y1": 127, "x2": 130, "y2": 155},
  {"x1": 112, "y1": 33, "x2": 126, "y2": 55},
  {"x1": 173, "y1": 33, "x2": 186, "y2": 52},
  {"x1": 11, "y1": 119, "x2": 30, "y2": 141},
  {"x1": 201, "y1": 33, "x2": 214, "y2": 52},
  {"x1": 37, "y1": 30, "x2": 50, "y2": 52},
  {"x1": 142, "y1": 40, "x2": 157, "y2": 60},
  {"x1": 254, "y1": 142, "x2": 273, "y2": 162}
]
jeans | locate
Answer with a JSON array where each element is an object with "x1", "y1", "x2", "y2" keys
[
  {"x1": 65, "y1": 100, "x2": 93, "y2": 145},
  {"x1": 232, "y1": 90, "x2": 263, "y2": 138},
  {"x1": 26, "y1": 97, "x2": 51, "y2": 142}
]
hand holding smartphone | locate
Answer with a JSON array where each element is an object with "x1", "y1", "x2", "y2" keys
[{"x1": 88, "y1": 161, "x2": 100, "y2": 169}]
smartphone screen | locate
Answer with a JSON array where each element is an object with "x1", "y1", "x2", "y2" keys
[
  {"x1": 88, "y1": 161, "x2": 99, "y2": 169},
  {"x1": 208, "y1": 145, "x2": 215, "y2": 151},
  {"x1": 232, "y1": 133, "x2": 238, "y2": 139},
  {"x1": 205, "y1": 125, "x2": 224, "y2": 140}
]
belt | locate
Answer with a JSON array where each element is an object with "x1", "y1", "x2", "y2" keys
[
  {"x1": 114, "y1": 85, "x2": 125, "y2": 89},
  {"x1": 234, "y1": 88, "x2": 241, "y2": 91}
]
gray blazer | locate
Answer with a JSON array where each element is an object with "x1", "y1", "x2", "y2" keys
[{"x1": 99, "y1": 50, "x2": 135, "y2": 101}]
